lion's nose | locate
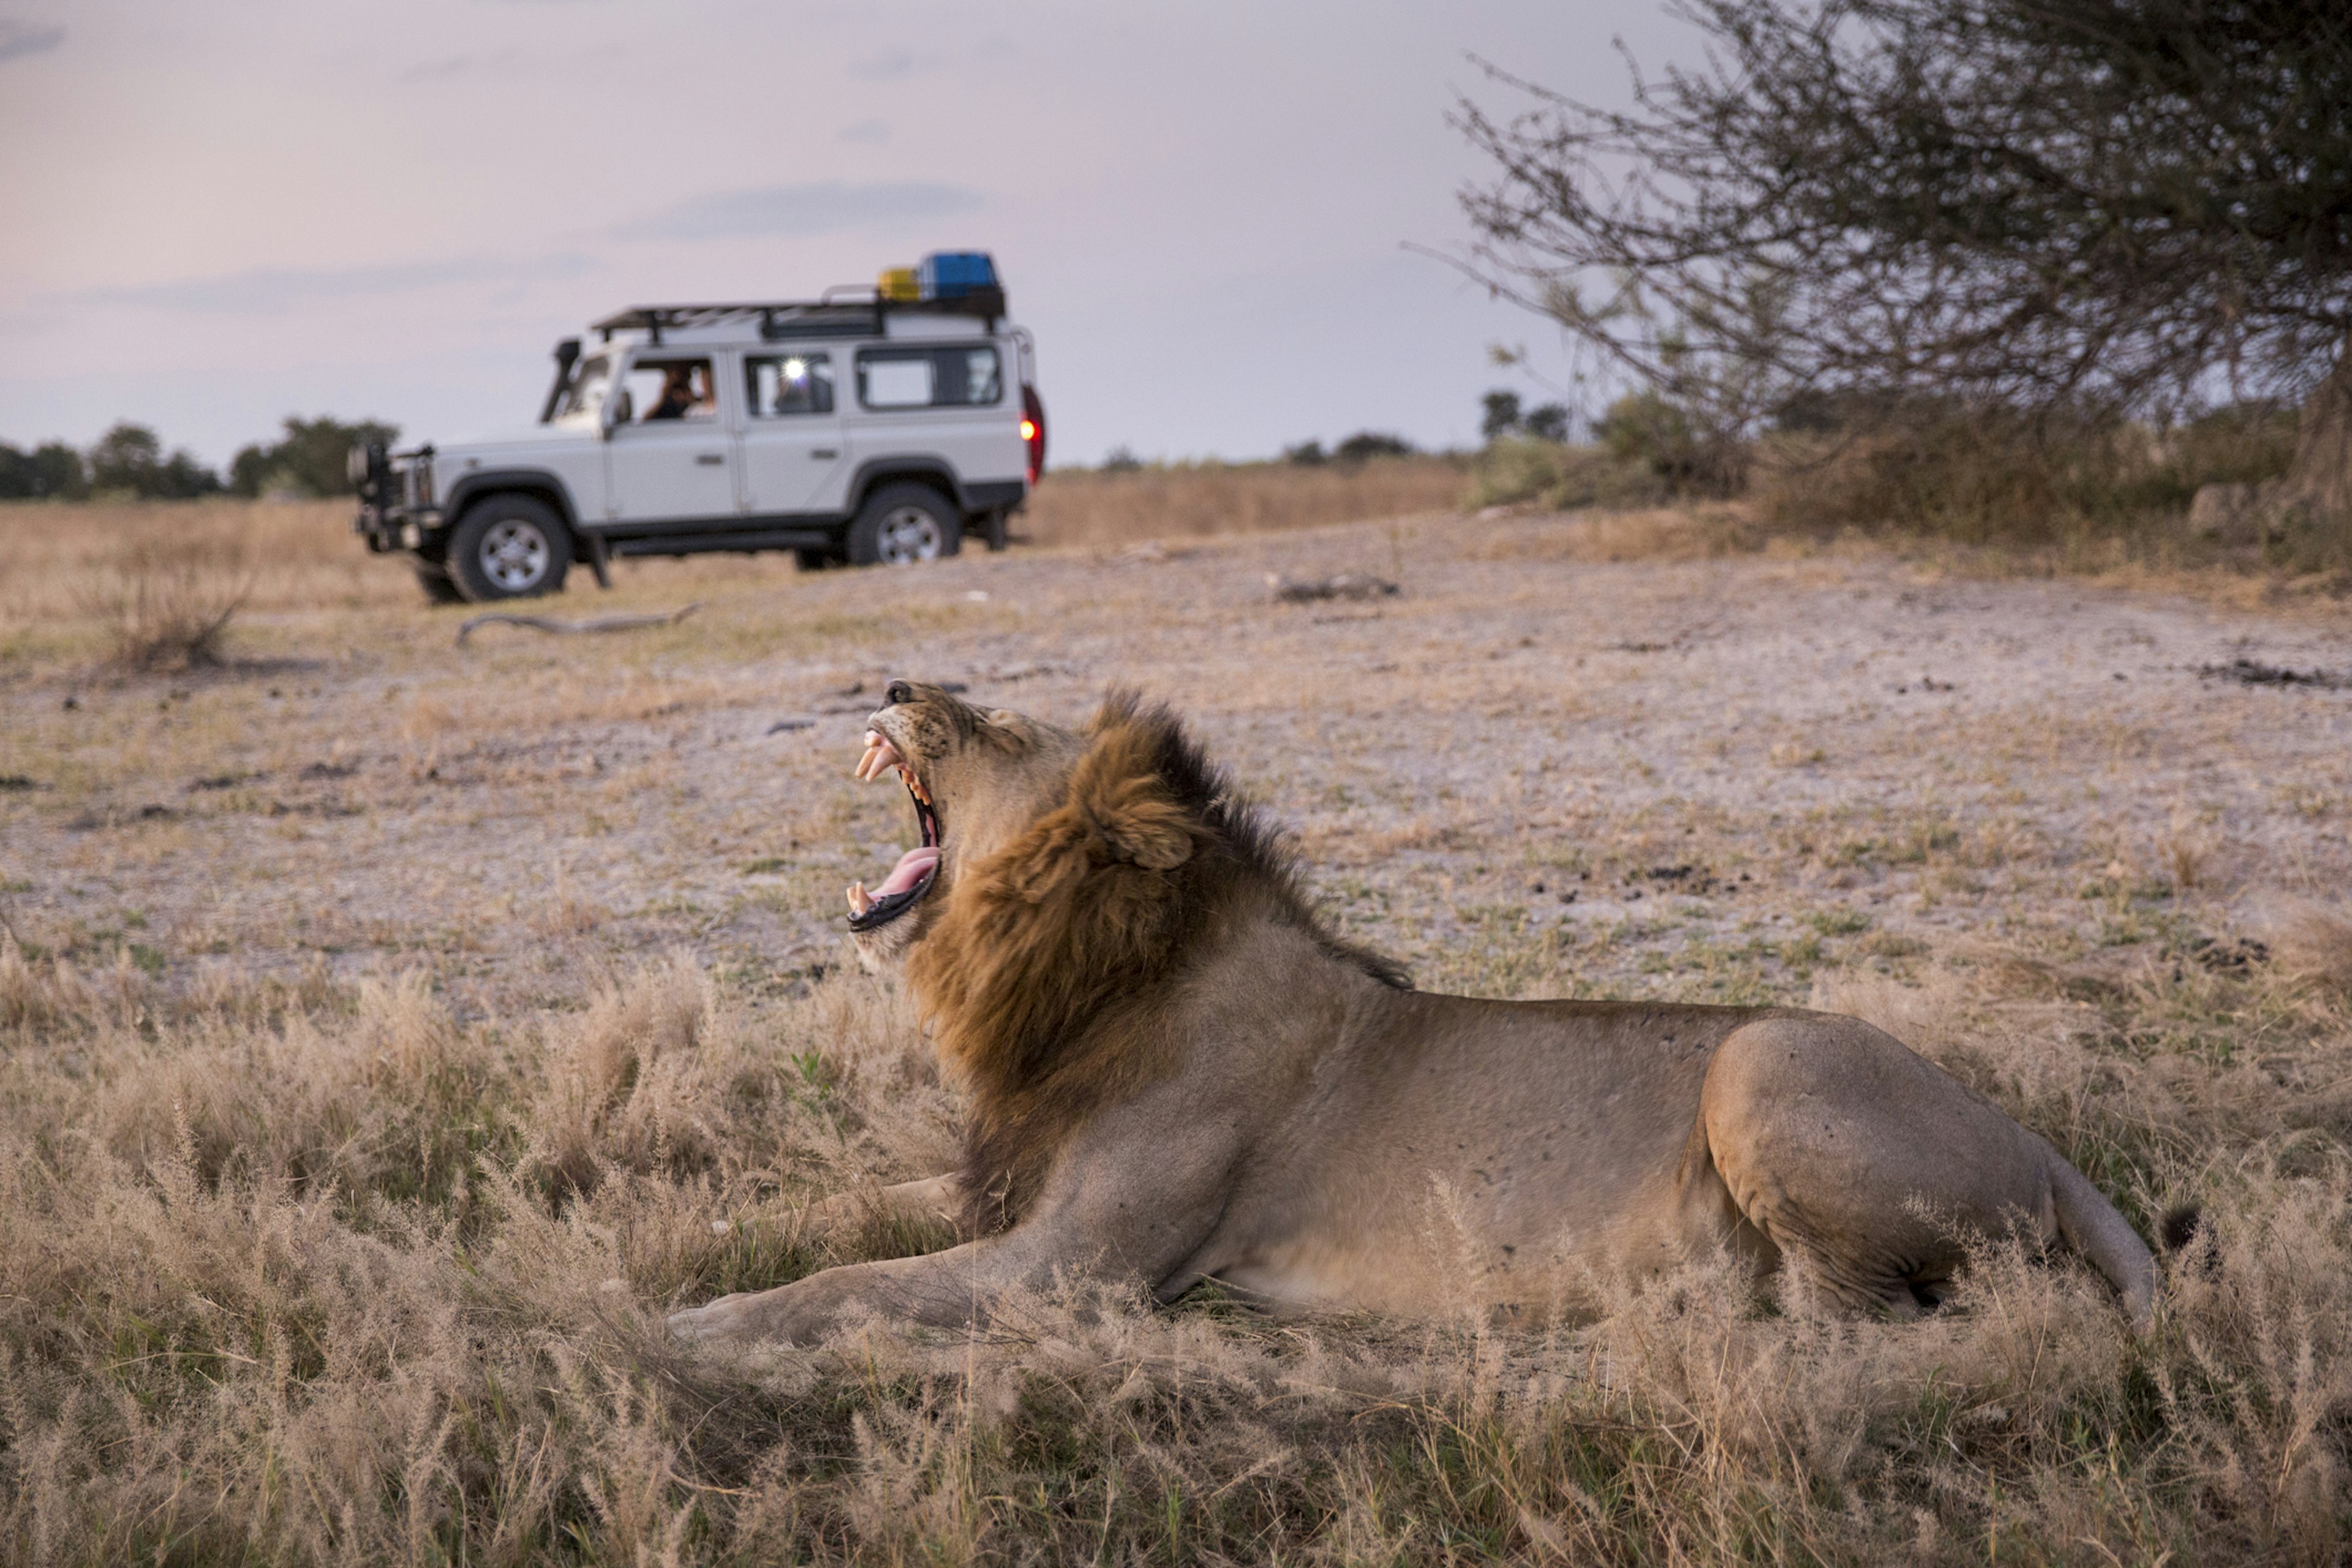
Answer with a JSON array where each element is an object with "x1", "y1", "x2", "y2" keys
[{"x1": 884, "y1": 679, "x2": 914, "y2": 706}]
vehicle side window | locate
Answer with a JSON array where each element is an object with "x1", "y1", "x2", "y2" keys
[
  {"x1": 855, "y1": 346, "x2": 1004, "y2": 410},
  {"x1": 745, "y1": 353, "x2": 835, "y2": 417},
  {"x1": 620, "y1": 357, "x2": 717, "y2": 423}
]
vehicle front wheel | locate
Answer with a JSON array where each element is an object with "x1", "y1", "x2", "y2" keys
[
  {"x1": 447, "y1": 496, "x2": 571, "y2": 601},
  {"x1": 845, "y1": 484, "x2": 960, "y2": 567}
]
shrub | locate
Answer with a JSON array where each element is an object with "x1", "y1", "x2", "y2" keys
[
  {"x1": 80, "y1": 537, "x2": 253, "y2": 672},
  {"x1": 1481, "y1": 388, "x2": 1573, "y2": 444},
  {"x1": 1332, "y1": 430, "x2": 1415, "y2": 462},
  {"x1": 1753, "y1": 401, "x2": 2301, "y2": 549},
  {"x1": 1595, "y1": 390, "x2": 1746, "y2": 496},
  {"x1": 1466, "y1": 435, "x2": 1669, "y2": 511},
  {"x1": 86, "y1": 423, "x2": 222, "y2": 500},
  {"x1": 228, "y1": 415, "x2": 402, "y2": 499},
  {"x1": 0, "y1": 440, "x2": 87, "y2": 500}
]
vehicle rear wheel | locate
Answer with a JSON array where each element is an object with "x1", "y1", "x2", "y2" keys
[
  {"x1": 447, "y1": 495, "x2": 571, "y2": 601},
  {"x1": 845, "y1": 484, "x2": 960, "y2": 567},
  {"x1": 412, "y1": 562, "x2": 467, "y2": 604}
]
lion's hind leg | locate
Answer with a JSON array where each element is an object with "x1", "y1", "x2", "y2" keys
[{"x1": 1696, "y1": 1013, "x2": 2071, "y2": 1321}]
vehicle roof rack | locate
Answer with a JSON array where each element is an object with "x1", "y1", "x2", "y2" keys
[{"x1": 591, "y1": 286, "x2": 1006, "y2": 345}]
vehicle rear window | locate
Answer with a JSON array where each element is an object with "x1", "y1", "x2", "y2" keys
[
  {"x1": 746, "y1": 353, "x2": 835, "y2": 417},
  {"x1": 855, "y1": 346, "x2": 1003, "y2": 410}
]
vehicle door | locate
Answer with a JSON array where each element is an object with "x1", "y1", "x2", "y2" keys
[
  {"x1": 736, "y1": 348, "x2": 847, "y2": 514},
  {"x1": 603, "y1": 351, "x2": 739, "y2": 522},
  {"x1": 843, "y1": 338, "x2": 1015, "y2": 497}
]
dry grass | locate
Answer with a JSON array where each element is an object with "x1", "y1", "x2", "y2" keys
[
  {"x1": 0, "y1": 499, "x2": 384, "y2": 626},
  {"x1": 1749, "y1": 404, "x2": 2350, "y2": 583},
  {"x1": 2, "y1": 930, "x2": 2349, "y2": 1564},
  {"x1": 2273, "y1": 900, "x2": 2352, "y2": 993},
  {"x1": 1023, "y1": 456, "x2": 1466, "y2": 546}
]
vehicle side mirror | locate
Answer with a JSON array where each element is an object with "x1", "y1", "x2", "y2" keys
[{"x1": 603, "y1": 388, "x2": 633, "y2": 436}]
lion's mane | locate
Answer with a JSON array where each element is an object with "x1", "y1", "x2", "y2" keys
[{"x1": 906, "y1": 694, "x2": 1407, "y2": 1234}]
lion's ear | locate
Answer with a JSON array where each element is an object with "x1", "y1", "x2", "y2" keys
[
  {"x1": 1094, "y1": 790, "x2": 1194, "y2": 869},
  {"x1": 1071, "y1": 722, "x2": 1196, "y2": 870}
]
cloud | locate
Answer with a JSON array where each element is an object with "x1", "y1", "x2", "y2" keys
[
  {"x1": 396, "y1": 49, "x2": 525, "y2": 83},
  {"x1": 848, "y1": 48, "x2": 919, "y2": 80},
  {"x1": 839, "y1": 119, "x2": 890, "y2": 145},
  {"x1": 0, "y1": 21, "x2": 64, "y2": 62},
  {"x1": 84, "y1": 254, "x2": 597, "y2": 314},
  {"x1": 612, "y1": 181, "x2": 984, "y2": 243}
]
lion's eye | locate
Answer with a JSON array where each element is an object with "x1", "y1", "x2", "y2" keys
[{"x1": 884, "y1": 680, "x2": 914, "y2": 707}]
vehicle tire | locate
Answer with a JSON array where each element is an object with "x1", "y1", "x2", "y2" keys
[
  {"x1": 412, "y1": 562, "x2": 467, "y2": 604},
  {"x1": 845, "y1": 484, "x2": 961, "y2": 567},
  {"x1": 447, "y1": 494, "x2": 571, "y2": 601},
  {"x1": 794, "y1": 548, "x2": 840, "y2": 572}
]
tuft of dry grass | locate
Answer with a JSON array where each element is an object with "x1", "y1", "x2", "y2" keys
[
  {"x1": 2273, "y1": 900, "x2": 2352, "y2": 993},
  {"x1": 77, "y1": 537, "x2": 255, "y2": 673}
]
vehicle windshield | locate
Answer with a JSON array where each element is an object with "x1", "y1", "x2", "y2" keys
[{"x1": 551, "y1": 354, "x2": 612, "y2": 425}]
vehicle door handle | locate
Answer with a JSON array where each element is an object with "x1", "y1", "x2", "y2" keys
[
  {"x1": 695, "y1": 452, "x2": 726, "y2": 466},
  {"x1": 810, "y1": 448, "x2": 839, "y2": 460}
]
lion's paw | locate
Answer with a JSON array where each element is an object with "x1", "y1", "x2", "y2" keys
[{"x1": 667, "y1": 1294, "x2": 756, "y2": 1345}]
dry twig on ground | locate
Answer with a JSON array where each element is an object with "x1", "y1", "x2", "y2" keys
[{"x1": 454, "y1": 602, "x2": 704, "y2": 647}]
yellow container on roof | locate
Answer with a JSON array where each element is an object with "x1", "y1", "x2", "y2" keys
[{"x1": 878, "y1": 267, "x2": 920, "y2": 301}]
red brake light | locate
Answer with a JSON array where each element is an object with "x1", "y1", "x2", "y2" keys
[{"x1": 1020, "y1": 385, "x2": 1046, "y2": 487}]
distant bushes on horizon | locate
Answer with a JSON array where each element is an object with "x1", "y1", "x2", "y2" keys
[{"x1": 0, "y1": 414, "x2": 399, "y2": 502}]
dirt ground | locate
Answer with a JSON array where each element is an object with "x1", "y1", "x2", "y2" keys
[
  {"x1": 4, "y1": 512, "x2": 2348, "y2": 1019},
  {"x1": 7, "y1": 507, "x2": 2352, "y2": 1563}
]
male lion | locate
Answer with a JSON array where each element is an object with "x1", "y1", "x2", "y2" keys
[{"x1": 668, "y1": 682, "x2": 2160, "y2": 1346}]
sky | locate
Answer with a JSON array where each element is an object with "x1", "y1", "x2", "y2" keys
[{"x1": 0, "y1": 1, "x2": 1692, "y2": 469}]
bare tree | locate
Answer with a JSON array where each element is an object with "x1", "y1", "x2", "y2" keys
[{"x1": 1455, "y1": 0, "x2": 2352, "y2": 521}]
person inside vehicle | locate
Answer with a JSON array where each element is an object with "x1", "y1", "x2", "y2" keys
[{"x1": 644, "y1": 362, "x2": 712, "y2": 421}]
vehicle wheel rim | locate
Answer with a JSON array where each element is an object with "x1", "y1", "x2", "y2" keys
[
  {"x1": 480, "y1": 520, "x2": 550, "y2": 590},
  {"x1": 876, "y1": 507, "x2": 941, "y2": 564}
]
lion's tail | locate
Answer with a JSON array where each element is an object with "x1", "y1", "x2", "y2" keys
[{"x1": 2047, "y1": 1153, "x2": 2158, "y2": 1329}]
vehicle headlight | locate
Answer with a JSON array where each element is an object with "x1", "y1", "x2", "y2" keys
[{"x1": 406, "y1": 456, "x2": 435, "y2": 509}]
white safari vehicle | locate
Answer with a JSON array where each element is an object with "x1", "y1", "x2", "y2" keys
[{"x1": 353, "y1": 267, "x2": 1044, "y2": 601}]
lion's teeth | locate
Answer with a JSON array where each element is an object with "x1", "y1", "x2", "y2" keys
[
  {"x1": 857, "y1": 734, "x2": 903, "y2": 783},
  {"x1": 847, "y1": 881, "x2": 873, "y2": 916}
]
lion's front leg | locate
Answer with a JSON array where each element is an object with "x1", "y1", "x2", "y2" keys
[
  {"x1": 668, "y1": 1236, "x2": 1042, "y2": 1346},
  {"x1": 671, "y1": 1093, "x2": 1248, "y2": 1349}
]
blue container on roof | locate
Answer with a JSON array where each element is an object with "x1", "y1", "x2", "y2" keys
[{"x1": 916, "y1": 252, "x2": 998, "y2": 301}]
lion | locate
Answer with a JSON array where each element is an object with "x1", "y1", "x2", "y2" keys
[{"x1": 667, "y1": 681, "x2": 2162, "y2": 1346}]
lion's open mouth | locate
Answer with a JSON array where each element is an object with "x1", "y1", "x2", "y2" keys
[{"x1": 846, "y1": 729, "x2": 940, "y2": 931}]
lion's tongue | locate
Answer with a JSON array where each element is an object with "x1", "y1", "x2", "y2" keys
[{"x1": 874, "y1": 846, "x2": 941, "y2": 897}]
